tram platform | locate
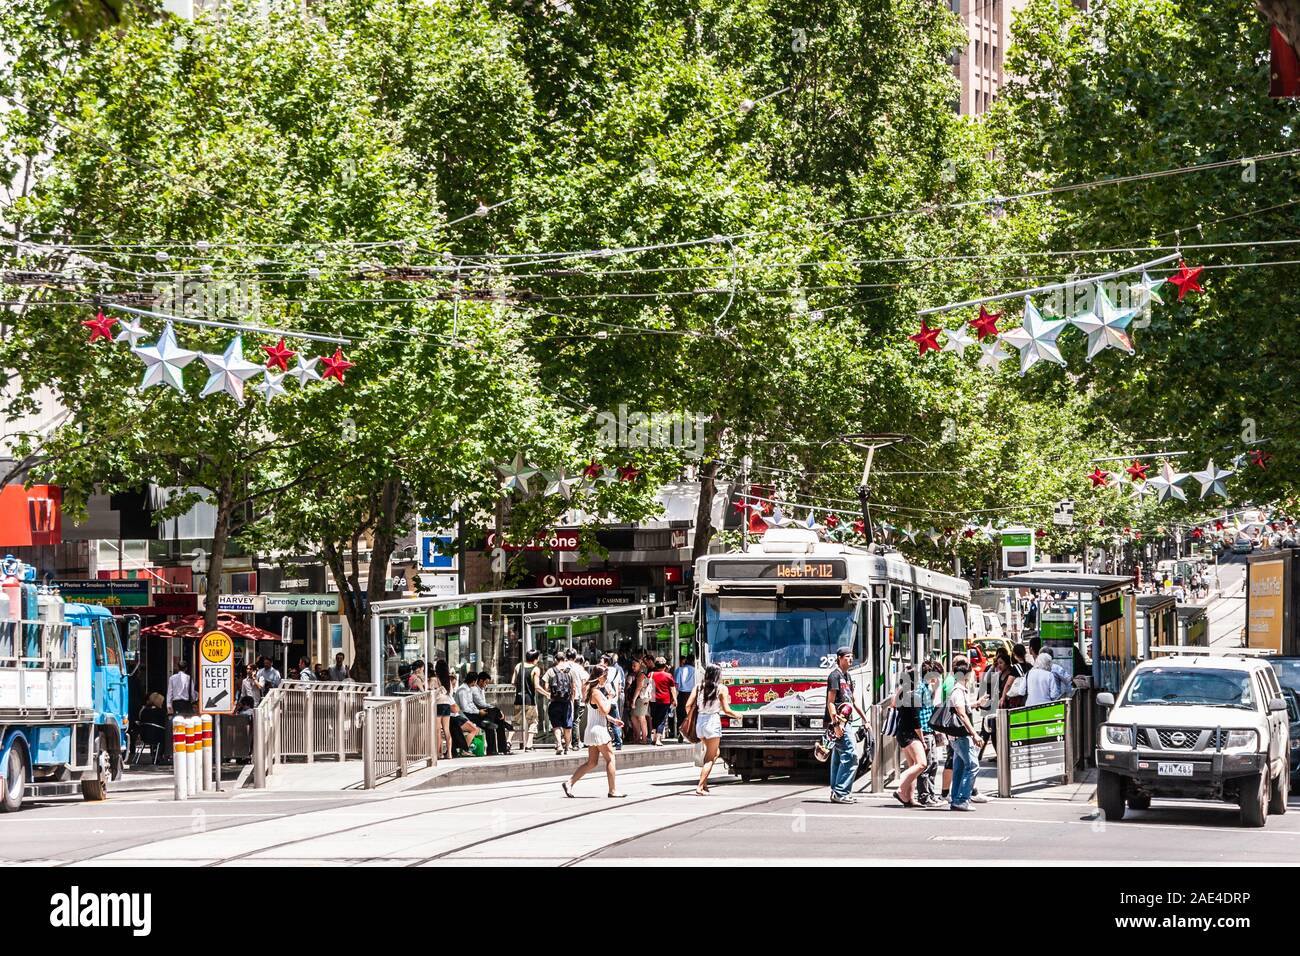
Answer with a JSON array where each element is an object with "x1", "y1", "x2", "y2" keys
[{"x1": 411, "y1": 741, "x2": 695, "y2": 790}]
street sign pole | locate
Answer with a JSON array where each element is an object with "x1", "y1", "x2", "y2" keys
[{"x1": 198, "y1": 630, "x2": 236, "y2": 793}]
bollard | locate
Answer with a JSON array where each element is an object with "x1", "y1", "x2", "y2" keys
[
  {"x1": 201, "y1": 714, "x2": 214, "y2": 792},
  {"x1": 173, "y1": 716, "x2": 188, "y2": 802},
  {"x1": 186, "y1": 717, "x2": 199, "y2": 797}
]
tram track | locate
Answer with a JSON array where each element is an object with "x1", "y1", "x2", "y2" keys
[{"x1": 405, "y1": 779, "x2": 822, "y2": 867}]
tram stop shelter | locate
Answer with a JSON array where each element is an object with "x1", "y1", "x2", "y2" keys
[
  {"x1": 988, "y1": 572, "x2": 1137, "y2": 796},
  {"x1": 369, "y1": 588, "x2": 562, "y2": 693},
  {"x1": 1176, "y1": 604, "x2": 1209, "y2": 647},
  {"x1": 520, "y1": 602, "x2": 695, "y2": 669},
  {"x1": 1135, "y1": 593, "x2": 1177, "y2": 659}
]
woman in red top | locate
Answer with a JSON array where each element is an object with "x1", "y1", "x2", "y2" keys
[{"x1": 648, "y1": 657, "x2": 677, "y2": 746}]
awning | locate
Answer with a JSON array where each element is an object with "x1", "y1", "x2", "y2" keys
[
  {"x1": 989, "y1": 572, "x2": 1133, "y2": 595},
  {"x1": 139, "y1": 613, "x2": 281, "y2": 642}
]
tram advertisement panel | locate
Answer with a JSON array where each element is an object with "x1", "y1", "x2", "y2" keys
[{"x1": 723, "y1": 678, "x2": 824, "y2": 711}]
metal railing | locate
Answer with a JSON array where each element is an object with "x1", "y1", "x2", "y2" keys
[
  {"x1": 252, "y1": 680, "x2": 375, "y2": 787},
  {"x1": 362, "y1": 692, "x2": 436, "y2": 789},
  {"x1": 868, "y1": 702, "x2": 899, "y2": 793}
]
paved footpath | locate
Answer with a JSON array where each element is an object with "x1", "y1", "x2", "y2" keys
[{"x1": 3, "y1": 753, "x2": 1298, "y2": 866}]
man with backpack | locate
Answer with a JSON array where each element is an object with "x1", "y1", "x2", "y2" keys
[
  {"x1": 544, "y1": 655, "x2": 577, "y2": 755},
  {"x1": 825, "y1": 646, "x2": 868, "y2": 804}
]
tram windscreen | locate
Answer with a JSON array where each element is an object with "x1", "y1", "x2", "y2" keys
[{"x1": 704, "y1": 595, "x2": 855, "y2": 670}]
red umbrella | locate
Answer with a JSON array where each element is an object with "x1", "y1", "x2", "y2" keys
[{"x1": 139, "y1": 613, "x2": 281, "y2": 643}]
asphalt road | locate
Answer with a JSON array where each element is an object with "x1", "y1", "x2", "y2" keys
[{"x1": 3, "y1": 759, "x2": 1298, "y2": 866}]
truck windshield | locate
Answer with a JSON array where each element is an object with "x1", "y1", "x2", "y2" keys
[
  {"x1": 1122, "y1": 667, "x2": 1257, "y2": 710},
  {"x1": 704, "y1": 595, "x2": 855, "y2": 670}
]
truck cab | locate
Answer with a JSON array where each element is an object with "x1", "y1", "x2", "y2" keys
[{"x1": 0, "y1": 558, "x2": 130, "y2": 811}]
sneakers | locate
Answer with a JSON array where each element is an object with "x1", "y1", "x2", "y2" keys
[
  {"x1": 970, "y1": 792, "x2": 989, "y2": 804},
  {"x1": 829, "y1": 792, "x2": 857, "y2": 804},
  {"x1": 922, "y1": 798, "x2": 950, "y2": 810},
  {"x1": 949, "y1": 802, "x2": 973, "y2": 811}
]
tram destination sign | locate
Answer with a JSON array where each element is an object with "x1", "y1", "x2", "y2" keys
[{"x1": 706, "y1": 558, "x2": 847, "y2": 581}]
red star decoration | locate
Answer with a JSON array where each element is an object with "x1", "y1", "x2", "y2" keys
[
  {"x1": 963, "y1": 527, "x2": 976, "y2": 539},
  {"x1": 1035, "y1": 528, "x2": 1046, "y2": 539},
  {"x1": 617, "y1": 464, "x2": 640, "y2": 482},
  {"x1": 82, "y1": 310, "x2": 117, "y2": 344},
  {"x1": 583, "y1": 461, "x2": 603, "y2": 479},
  {"x1": 1191, "y1": 527, "x2": 1204, "y2": 539},
  {"x1": 748, "y1": 509, "x2": 769, "y2": 534},
  {"x1": 1123, "y1": 526, "x2": 1132, "y2": 536},
  {"x1": 851, "y1": 520, "x2": 865, "y2": 536},
  {"x1": 969, "y1": 306, "x2": 1002, "y2": 340},
  {"x1": 823, "y1": 513, "x2": 840, "y2": 529},
  {"x1": 1125, "y1": 459, "x2": 1149, "y2": 482},
  {"x1": 1167, "y1": 261, "x2": 1204, "y2": 301},
  {"x1": 262, "y1": 337, "x2": 297, "y2": 371},
  {"x1": 1214, "y1": 520, "x2": 1225, "y2": 531},
  {"x1": 319, "y1": 347, "x2": 354, "y2": 383},
  {"x1": 732, "y1": 496, "x2": 749, "y2": 515},
  {"x1": 1133, "y1": 531, "x2": 1143, "y2": 541},
  {"x1": 1087, "y1": 467, "x2": 1110, "y2": 488},
  {"x1": 944, "y1": 527, "x2": 955, "y2": 536},
  {"x1": 1250, "y1": 449, "x2": 1272, "y2": 470},
  {"x1": 908, "y1": 320, "x2": 943, "y2": 355}
]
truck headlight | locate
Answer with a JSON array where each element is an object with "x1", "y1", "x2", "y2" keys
[
  {"x1": 1103, "y1": 724, "x2": 1133, "y2": 748},
  {"x1": 1222, "y1": 729, "x2": 1258, "y2": 753}
]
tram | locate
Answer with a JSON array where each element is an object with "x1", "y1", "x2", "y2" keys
[{"x1": 693, "y1": 526, "x2": 972, "y2": 780}]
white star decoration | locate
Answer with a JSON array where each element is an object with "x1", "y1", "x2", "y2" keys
[
  {"x1": 199, "y1": 335, "x2": 264, "y2": 404},
  {"x1": 1190, "y1": 460, "x2": 1234, "y2": 500},
  {"x1": 1071, "y1": 285, "x2": 1138, "y2": 361},
  {"x1": 762, "y1": 507, "x2": 793, "y2": 529},
  {"x1": 257, "y1": 371, "x2": 287, "y2": 404},
  {"x1": 977, "y1": 339, "x2": 1011, "y2": 371},
  {"x1": 132, "y1": 321, "x2": 198, "y2": 393},
  {"x1": 941, "y1": 326, "x2": 975, "y2": 356},
  {"x1": 542, "y1": 468, "x2": 579, "y2": 500},
  {"x1": 497, "y1": 453, "x2": 538, "y2": 494},
  {"x1": 1146, "y1": 462, "x2": 1189, "y2": 503},
  {"x1": 1129, "y1": 271, "x2": 1165, "y2": 307},
  {"x1": 999, "y1": 297, "x2": 1069, "y2": 374},
  {"x1": 114, "y1": 316, "x2": 150, "y2": 347},
  {"x1": 287, "y1": 354, "x2": 321, "y2": 387}
]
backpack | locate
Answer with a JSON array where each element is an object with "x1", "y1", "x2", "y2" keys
[
  {"x1": 638, "y1": 672, "x2": 656, "y2": 703},
  {"x1": 549, "y1": 665, "x2": 572, "y2": 699}
]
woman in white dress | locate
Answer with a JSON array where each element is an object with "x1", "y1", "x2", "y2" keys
[
  {"x1": 683, "y1": 664, "x2": 741, "y2": 796},
  {"x1": 561, "y1": 665, "x2": 626, "y2": 799}
]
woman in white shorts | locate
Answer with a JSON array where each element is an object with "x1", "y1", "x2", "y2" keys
[
  {"x1": 684, "y1": 664, "x2": 741, "y2": 796},
  {"x1": 562, "y1": 665, "x2": 626, "y2": 799}
]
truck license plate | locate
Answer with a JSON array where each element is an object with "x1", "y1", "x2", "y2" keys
[{"x1": 1157, "y1": 762, "x2": 1194, "y2": 777}]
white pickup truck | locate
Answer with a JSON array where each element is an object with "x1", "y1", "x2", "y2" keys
[{"x1": 1095, "y1": 652, "x2": 1290, "y2": 827}]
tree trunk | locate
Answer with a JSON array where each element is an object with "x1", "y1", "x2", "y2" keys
[
  {"x1": 203, "y1": 474, "x2": 235, "y2": 633},
  {"x1": 484, "y1": 497, "x2": 506, "y2": 681},
  {"x1": 691, "y1": 457, "x2": 721, "y2": 562}
]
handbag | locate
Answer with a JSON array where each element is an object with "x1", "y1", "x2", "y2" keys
[
  {"x1": 928, "y1": 700, "x2": 968, "y2": 737},
  {"x1": 681, "y1": 699, "x2": 699, "y2": 743},
  {"x1": 693, "y1": 741, "x2": 707, "y2": 767},
  {"x1": 882, "y1": 706, "x2": 899, "y2": 738}
]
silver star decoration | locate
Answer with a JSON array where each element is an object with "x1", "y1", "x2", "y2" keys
[
  {"x1": 804, "y1": 511, "x2": 821, "y2": 530},
  {"x1": 762, "y1": 506, "x2": 793, "y2": 529},
  {"x1": 999, "y1": 297, "x2": 1068, "y2": 374},
  {"x1": 114, "y1": 316, "x2": 150, "y2": 347},
  {"x1": 899, "y1": 526, "x2": 918, "y2": 544},
  {"x1": 977, "y1": 339, "x2": 1011, "y2": 371},
  {"x1": 287, "y1": 354, "x2": 321, "y2": 387},
  {"x1": 1129, "y1": 271, "x2": 1165, "y2": 307},
  {"x1": 597, "y1": 465, "x2": 619, "y2": 485},
  {"x1": 1129, "y1": 477, "x2": 1150, "y2": 501},
  {"x1": 941, "y1": 326, "x2": 975, "y2": 356},
  {"x1": 542, "y1": 468, "x2": 580, "y2": 500},
  {"x1": 981, "y1": 521, "x2": 999, "y2": 543},
  {"x1": 1190, "y1": 460, "x2": 1234, "y2": 500},
  {"x1": 1145, "y1": 461, "x2": 1189, "y2": 503},
  {"x1": 1231, "y1": 453, "x2": 1248, "y2": 471},
  {"x1": 257, "y1": 371, "x2": 288, "y2": 404},
  {"x1": 199, "y1": 335, "x2": 264, "y2": 404},
  {"x1": 879, "y1": 521, "x2": 895, "y2": 540},
  {"x1": 132, "y1": 321, "x2": 198, "y2": 393},
  {"x1": 925, "y1": 528, "x2": 942, "y2": 546},
  {"x1": 497, "y1": 453, "x2": 538, "y2": 494},
  {"x1": 1071, "y1": 285, "x2": 1138, "y2": 361}
]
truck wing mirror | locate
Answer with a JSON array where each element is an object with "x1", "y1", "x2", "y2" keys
[
  {"x1": 124, "y1": 615, "x2": 141, "y2": 663},
  {"x1": 1096, "y1": 692, "x2": 1115, "y2": 708},
  {"x1": 1269, "y1": 697, "x2": 1289, "y2": 713}
]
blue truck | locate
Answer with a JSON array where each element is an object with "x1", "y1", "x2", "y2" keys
[{"x1": 0, "y1": 556, "x2": 131, "y2": 811}]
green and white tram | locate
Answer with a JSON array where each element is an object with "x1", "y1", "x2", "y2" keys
[{"x1": 693, "y1": 527, "x2": 972, "y2": 780}]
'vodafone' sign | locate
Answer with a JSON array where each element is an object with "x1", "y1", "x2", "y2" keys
[
  {"x1": 486, "y1": 529, "x2": 581, "y2": 551},
  {"x1": 537, "y1": 571, "x2": 620, "y2": 589}
]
